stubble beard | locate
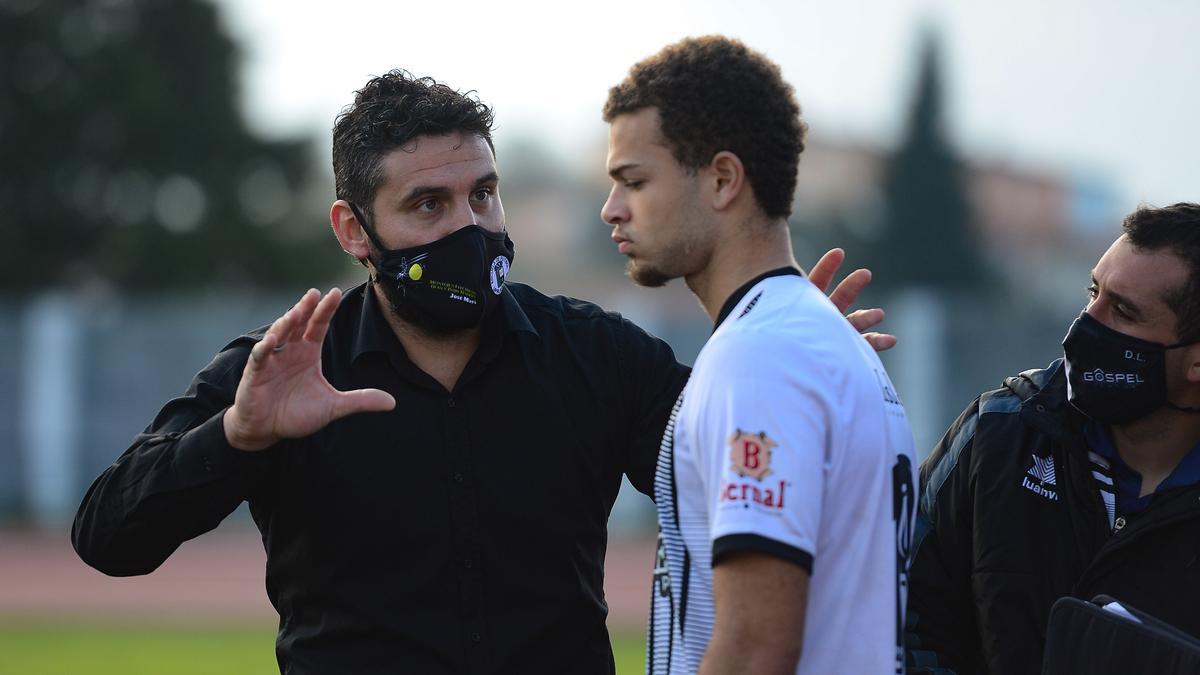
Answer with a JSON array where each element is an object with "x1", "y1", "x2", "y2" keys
[
  {"x1": 625, "y1": 218, "x2": 707, "y2": 289},
  {"x1": 372, "y1": 272, "x2": 472, "y2": 339},
  {"x1": 627, "y1": 258, "x2": 673, "y2": 288}
]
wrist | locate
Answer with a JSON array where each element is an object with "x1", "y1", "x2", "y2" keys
[{"x1": 222, "y1": 407, "x2": 274, "y2": 452}]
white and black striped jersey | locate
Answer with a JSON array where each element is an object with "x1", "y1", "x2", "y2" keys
[{"x1": 648, "y1": 270, "x2": 917, "y2": 675}]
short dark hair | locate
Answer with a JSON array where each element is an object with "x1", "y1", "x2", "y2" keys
[
  {"x1": 332, "y1": 70, "x2": 495, "y2": 223},
  {"x1": 1122, "y1": 202, "x2": 1200, "y2": 342},
  {"x1": 603, "y1": 36, "x2": 807, "y2": 219}
]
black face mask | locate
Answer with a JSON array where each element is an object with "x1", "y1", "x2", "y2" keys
[
  {"x1": 1062, "y1": 311, "x2": 1199, "y2": 425},
  {"x1": 351, "y1": 204, "x2": 515, "y2": 333}
]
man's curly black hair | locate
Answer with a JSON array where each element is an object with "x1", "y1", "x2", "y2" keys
[
  {"x1": 603, "y1": 36, "x2": 807, "y2": 219},
  {"x1": 332, "y1": 70, "x2": 494, "y2": 224},
  {"x1": 1122, "y1": 202, "x2": 1200, "y2": 343}
]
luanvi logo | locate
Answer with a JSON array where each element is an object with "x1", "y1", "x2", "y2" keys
[{"x1": 1021, "y1": 453, "x2": 1059, "y2": 501}]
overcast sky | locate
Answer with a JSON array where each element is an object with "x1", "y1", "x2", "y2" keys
[{"x1": 213, "y1": 0, "x2": 1198, "y2": 213}]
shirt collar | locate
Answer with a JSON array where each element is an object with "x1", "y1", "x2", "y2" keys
[
  {"x1": 1084, "y1": 420, "x2": 1200, "y2": 496},
  {"x1": 713, "y1": 266, "x2": 803, "y2": 331},
  {"x1": 351, "y1": 281, "x2": 539, "y2": 364}
]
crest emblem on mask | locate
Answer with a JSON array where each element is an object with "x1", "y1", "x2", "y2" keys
[{"x1": 490, "y1": 256, "x2": 510, "y2": 294}]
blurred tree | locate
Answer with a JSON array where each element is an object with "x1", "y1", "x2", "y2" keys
[
  {"x1": 866, "y1": 29, "x2": 989, "y2": 290},
  {"x1": 0, "y1": 0, "x2": 344, "y2": 290}
]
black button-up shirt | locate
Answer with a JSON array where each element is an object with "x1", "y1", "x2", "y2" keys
[{"x1": 73, "y1": 281, "x2": 688, "y2": 674}]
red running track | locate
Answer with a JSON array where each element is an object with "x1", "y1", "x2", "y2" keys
[{"x1": 0, "y1": 528, "x2": 655, "y2": 629}]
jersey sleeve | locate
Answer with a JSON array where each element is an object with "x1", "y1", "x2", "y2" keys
[{"x1": 696, "y1": 332, "x2": 834, "y2": 575}]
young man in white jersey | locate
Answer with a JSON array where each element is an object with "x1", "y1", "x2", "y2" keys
[{"x1": 601, "y1": 36, "x2": 918, "y2": 674}]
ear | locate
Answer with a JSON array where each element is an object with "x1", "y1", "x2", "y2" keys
[
  {"x1": 1186, "y1": 343, "x2": 1200, "y2": 385},
  {"x1": 330, "y1": 200, "x2": 371, "y2": 262},
  {"x1": 708, "y1": 151, "x2": 747, "y2": 211}
]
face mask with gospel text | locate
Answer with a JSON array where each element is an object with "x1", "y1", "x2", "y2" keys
[{"x1": 1062, "y1": 311, "x2": 1199, "y2": 425}]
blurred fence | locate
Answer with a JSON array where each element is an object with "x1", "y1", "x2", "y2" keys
[{"x1": 1, "y1": 283, "x2": 1073, "y2": 528}]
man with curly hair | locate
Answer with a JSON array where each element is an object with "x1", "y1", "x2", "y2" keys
[
  {"x1": 602, "y1": 36, "x2": 917, "y2": 674},
  {"x1": 73, "y1": 68, "x2": 884, "y2": 674}
]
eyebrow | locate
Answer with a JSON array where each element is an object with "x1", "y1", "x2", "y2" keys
[
  {"x1": 608, "y1": 163, "x2": 640, "y2": 180},
  {"x1": 1091, "y1": 274, "x2": 1145, "y2": 320},
  {"x1": 400, "y1": 172, "x2": 500, "y2": 205}
]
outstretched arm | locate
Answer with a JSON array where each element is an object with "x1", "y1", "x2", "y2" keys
[{"x1": 73, "y1": 288, "x2": 394, "y2": 576}]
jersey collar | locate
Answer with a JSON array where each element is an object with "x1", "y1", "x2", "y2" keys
[{"x1": 713, "y1": 267, "x2": 803, "y2": 331}]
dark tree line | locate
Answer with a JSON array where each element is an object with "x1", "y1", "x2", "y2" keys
[{"x1": 0, "y1": 0, "x2": 346, "y2": 290}]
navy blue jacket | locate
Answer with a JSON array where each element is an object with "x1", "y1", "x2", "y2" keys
[{"x1": 906, "y1": 360, "x2": 1200, "y2": 674}]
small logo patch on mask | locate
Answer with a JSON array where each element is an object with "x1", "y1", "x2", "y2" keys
[{"x1": 490, "y1": 256, "x2": 510, "y2": 295}]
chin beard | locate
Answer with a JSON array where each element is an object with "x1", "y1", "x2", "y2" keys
[
  {"x1": 627, "y1": 259, "x2": 674, "y2": 288},
  {"x1": 372, "y1": 273, "x2": 473, "y2": 339}
]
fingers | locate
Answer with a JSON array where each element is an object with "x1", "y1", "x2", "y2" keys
[
  {"x1": 248, "y1": 289, "x2": 319, "y2": 369},
  {"x1": 846, "y1": 308, "x2": 896, "y2": 351},
  {"x1": 846, "y1": 308, "x2": 884, "y2": 333},
  {"x1": 303, "y1": 288, "x2": 343, "y2": 344},
  {"x1": 332, "y1": 388, "x2": 396, "y2": 420},
  {"x1": 806, "y1": 248, "x2": 845, "y2": 293},
  {"x1": 248, "y1": 332, "x2": 281, "y2": 367},
  {"x1": 864, "y1": 332, "x2": 897, "y2": 352},
  {"x1": 285, "y1": 289, "x2": 321, "y2": 346},
  {"x1": 828, "y1": 268, "x2": 873, "y2": 314}
]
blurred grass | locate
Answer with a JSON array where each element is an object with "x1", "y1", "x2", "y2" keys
[{"x1": 0, "y1": 620, "x2": 645, "y2": 674}]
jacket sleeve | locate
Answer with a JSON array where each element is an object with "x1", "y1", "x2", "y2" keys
[
  {"x1": 906, "y1": 399, "x2": 982, "y2": 675},
  {"x1": 71, "y1": 336, "x2": 270, "y2": 576},
  {"x1": 616, "y1": 317, "x2": 690, "y2": 498}
]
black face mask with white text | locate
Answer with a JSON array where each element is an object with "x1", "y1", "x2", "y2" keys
[
  {"x1": 351, "y1": 203, "x2": 515, "y2": 334},
  {"x1": 1062, "y1": 311, "x2": 1200, "y2": 425}
]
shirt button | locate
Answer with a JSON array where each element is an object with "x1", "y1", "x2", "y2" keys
[
  {"x1": 447, "y1": 397, "x2": 456, "y2": 408},
  {"x1": 471, "y1": 632, "x2": 481, "y2": 643},
  {"x1": 1114, "y1": 516, "x2": 1126, "y2": 531},
  {"x1": 453, "y1": 473, "x2": 464, "y2": 484},
  {"x1": 463, "y1": 558, "x2": 473, "y2": 569}
]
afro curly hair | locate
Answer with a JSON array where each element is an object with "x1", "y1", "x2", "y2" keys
[{"x1": 604, "y1": 36, "x2": 807, "y2": 219}]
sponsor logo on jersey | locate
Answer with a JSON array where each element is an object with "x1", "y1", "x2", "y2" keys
[
  {"x1": 719, "y1": 478, "x2": 787, "y2": 509},
  {"x1": 722, "y1": 429, "x2": 785, "y2": 510},
  {"x1": 727, "y1": 429, "x2": 775, "y2": 480}
]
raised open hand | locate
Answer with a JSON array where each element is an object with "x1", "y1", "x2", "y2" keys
[
  {"x1": 808, "y1": 248, "x2": 897, "y2": 352},
  {"x1": 222, "y1": 288, "x2": 396, "y2": 451}
]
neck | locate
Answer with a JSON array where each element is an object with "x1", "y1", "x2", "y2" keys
[
  {"x1": 372, "y1": 284, "x2": 480, "y2": 392},
  {"x1": 1112, "y1": 407, "x2": 1200, "y2": 496},
  {"x1": 685, "y1": 217, "x2": 798, "y2": 324}
]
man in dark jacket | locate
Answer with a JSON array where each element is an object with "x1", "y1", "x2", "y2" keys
[{"x1": 906, "y1": 202, "x2": 1200, "y2": 674}]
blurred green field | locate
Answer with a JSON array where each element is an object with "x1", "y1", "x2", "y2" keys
[{"x1": 0, "y1": 621, "x2": 646, "y2": 674}]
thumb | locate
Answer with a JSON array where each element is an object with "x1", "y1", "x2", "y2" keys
[{"x1": 331, "y1": 388, "x2": 397, "y2": 420}]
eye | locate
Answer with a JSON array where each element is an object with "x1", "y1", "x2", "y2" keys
[
  {"x1": 472, "y1": 187, "x2": 494, "y2": 202},
  {"x1": 1086, "y1": 284, "x2": 1098, "y2": 299},
  {"x1": 624, "y1": 180, "x2": 644, "y2": 190},
  {"x1": 416, "y1": 198, "x2": 440, "y2": 213}
]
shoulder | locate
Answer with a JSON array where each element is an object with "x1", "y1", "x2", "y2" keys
[
  {"x1": 921, "y1": 361, "x2": 1064, "y2": 492},
  {"x1": 980, "y1": 359, "x2": 1065, "y2": 421},
  {"x1": 505, "y1": 281, "x2": 662, "y2": 348},
  {"x1": 506, "y1": 282, "x2": 626, "y2": 326},
  {"x1": 701, "y1": 277, "x2": 869, "y2": 383}
]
